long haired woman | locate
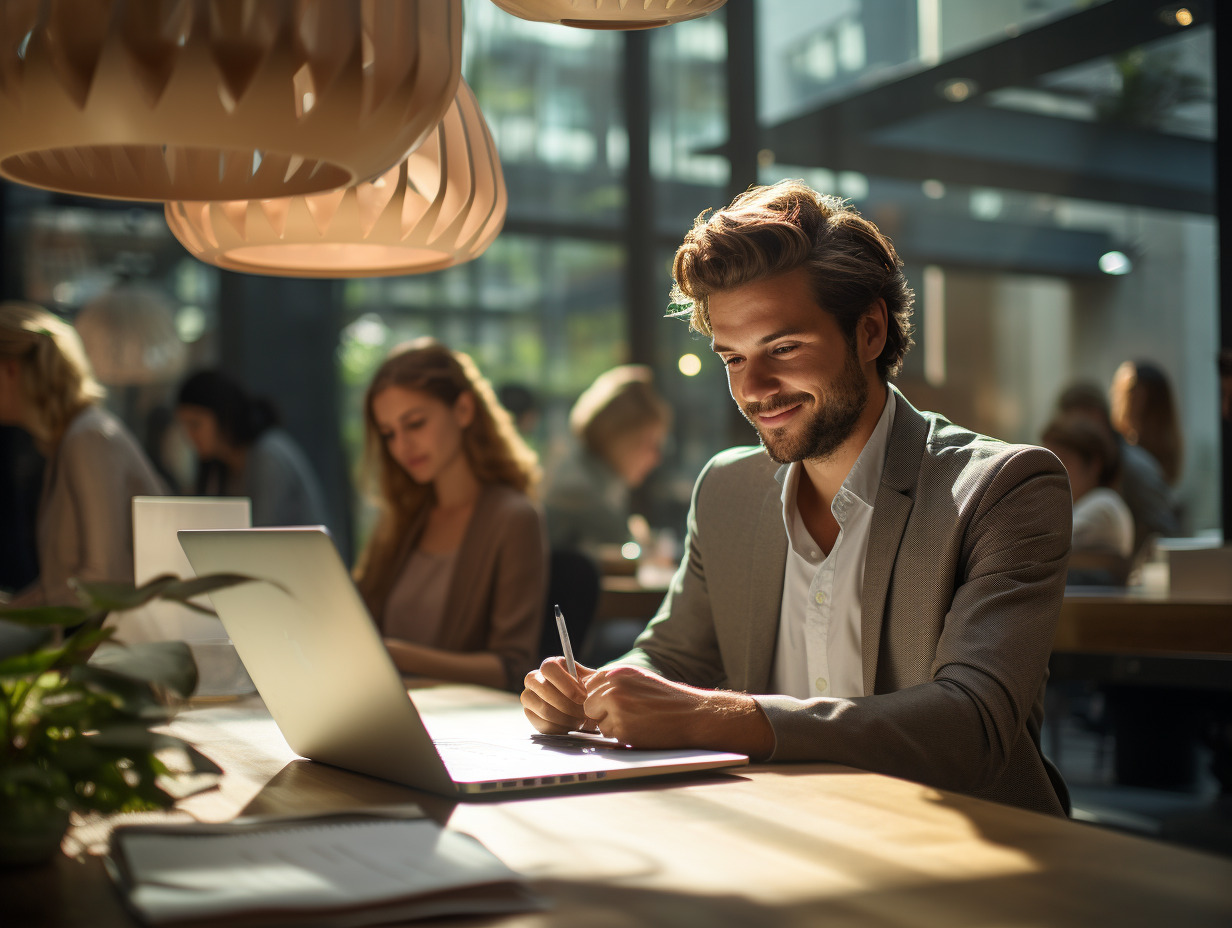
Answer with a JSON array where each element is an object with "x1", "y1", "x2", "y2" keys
[{"x1": 354, "y1": 338, "x2": 546, "y2": 691}]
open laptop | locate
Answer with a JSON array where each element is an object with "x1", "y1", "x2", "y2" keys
[
  {"x1": 125, "y1": 492, "x2": 252, "y2": 645},
  {"x1": 129, "y1": 497, "x2": 254, "y2": 698},
  {"x1": 177, "y1": 527, "x2": 748, "y2": 797},
  {"x1": 132, "y1": 497, "x2": 253, "y2": 640}
]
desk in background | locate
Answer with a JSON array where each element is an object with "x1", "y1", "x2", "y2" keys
[
  {"x1": 599, "y1": 577, "x2": 1232, "y2": 679},
  {"x1": 5, "y1": 684, "x2": 1231, "y2": 928},
  {"x1": 1051, "y1": 588, "x2": 1232, "y2": 690}
]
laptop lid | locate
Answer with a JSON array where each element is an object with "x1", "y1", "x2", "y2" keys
[
  {"x1": 128, "y1": 496, "x2": 252, "y2": 644},
  {"x1": 177, "y1": 527, "x2": 748, "y2": 796}
]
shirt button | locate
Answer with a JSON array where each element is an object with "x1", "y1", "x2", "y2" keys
[
  {"x1": 815, "y1": 677, "x2": 828, "y2": 693},
  {"x1": 810, "y1": 549, "x2": 820, "y2": 559},
  {"x1": 814, "y1": 591, "x2": 826, "y2": 605}
]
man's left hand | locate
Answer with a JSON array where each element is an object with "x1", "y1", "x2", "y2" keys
[{"x1": 583, "y1": 665, "x2": 775, "y2": 760}]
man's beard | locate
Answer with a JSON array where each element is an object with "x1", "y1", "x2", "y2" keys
[{"x1": 740, "y1": 349, "x2": 870, "y2": 465}]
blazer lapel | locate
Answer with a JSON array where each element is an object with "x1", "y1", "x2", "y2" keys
[
  {"x1": 860, "y1": 388, "x2": 926, "y2": 695},
  {"x1": 743, "y1": 466, "x2": 789, "y2": 693}
]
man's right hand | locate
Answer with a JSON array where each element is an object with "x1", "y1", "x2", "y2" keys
[{"x1": 521, "y1": 656, "x2": 599, "y2": 734}]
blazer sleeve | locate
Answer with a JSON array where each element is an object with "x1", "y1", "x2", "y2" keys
[
  {"x1": 753, "y1": 447, "x2": 1071, "y2": 803},
  {"x1": 484, "y1": 496, "x2": 549, "y2": 691},
  {"x1": 614, "y1": 454, "x2": 732, "y2": 689}
]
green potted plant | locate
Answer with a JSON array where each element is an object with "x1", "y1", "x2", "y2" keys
[{"x1": 0, "y1": 573, "x2": 257, "y2": 866}]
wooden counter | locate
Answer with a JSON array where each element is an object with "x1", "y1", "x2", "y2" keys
[{"x1": 5, "y1": 685, "x2": 1231, "y2": 928}]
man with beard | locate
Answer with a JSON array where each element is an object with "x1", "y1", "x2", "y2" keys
[{"x1": 521, "y1": 181, "x2": 1073, "y2": 816}]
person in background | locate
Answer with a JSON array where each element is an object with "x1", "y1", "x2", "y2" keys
[
  {"x1": 1109, "y1": 359, "x2": 1184, "y2": 489},
  {"x1": 176, "y1": 369, "x2": 330, "y2": 531},
  {"x1": 353, "y1": 338, "x2": 547, "y2": 691},
  {"x1": 0, "y1": 302, "x2": 167, "y2": 606},
  {"x1": 1054, "y1": 382, "x2": 1178, "y2": 557},
  {"x1": 1041, "y1": 415, "x2": 1134, "y2": 586},
  {"x1": 543, "y1": 365, "x2": 672, "y2": 555}
]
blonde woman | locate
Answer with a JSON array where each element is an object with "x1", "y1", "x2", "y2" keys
[
  {"x1": 0, "y1": 302, "x2": 166, "y2": 606},
  {"x1": 354, "y1": 338, "x2": 547, "y2": 691}
]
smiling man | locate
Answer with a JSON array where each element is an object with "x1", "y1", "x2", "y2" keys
[{"x1": 521, "y1": 181, "x2": 1073, "y2": 816}]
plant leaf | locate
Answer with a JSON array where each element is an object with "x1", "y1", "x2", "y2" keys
[
  {"x1": 59, "y1": 626, "x2": 116, "y2": 662},
  {"x1": 0, "y1": 605, "x2": 91, "y2": 628},
  {"x1": 83, "y1": 640, "x2": 198, "y2": 701},
  {"x1": 70, "y1": 574, "x2": 181, "y2": 612},
  {"x1": 0, "y1": 644, "x2": 69, "y2": 679},
  {"x1": 156, "y1": 573, "x2": 270, "y2": 602},
  {"x1": 0, "y1": 621, "x2": 56, "y2": 662}
]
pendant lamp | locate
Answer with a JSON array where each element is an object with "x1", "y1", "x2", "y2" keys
[
  {"x1": 164, "y1": 80, "x2": 506, "y2": 278},
  {"x1": 0, "y1": 0, "x2": 461, "y2": 202},
  {"x1": 489, "y1": 0, "x2": 726, "y2": 30}
]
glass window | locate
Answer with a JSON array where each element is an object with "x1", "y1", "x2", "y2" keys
[{"x1": 756, "y1": 0, "x2": 1219, "y2": 534}]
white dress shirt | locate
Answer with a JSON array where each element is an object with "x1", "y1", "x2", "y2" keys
[{"x1": 769, "y1": 389, "x2": 896, "y2": 699}]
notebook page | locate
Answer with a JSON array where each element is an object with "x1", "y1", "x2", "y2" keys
[{"x1": 114, "y1": 818, "x2": 525, "y2": 924}]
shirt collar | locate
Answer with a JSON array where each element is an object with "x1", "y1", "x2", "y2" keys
[{"x1": 777, "y1": 386, "x2": 897, "y2": 520}]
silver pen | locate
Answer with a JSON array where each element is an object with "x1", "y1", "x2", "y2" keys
[{"x1": 553, "y1": 603, "x2": 577, "y2": 678}]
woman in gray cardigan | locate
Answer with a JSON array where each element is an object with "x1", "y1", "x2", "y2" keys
[
  {"x1": 354, "y1": 338, "x2": 547, "y2": 692},
  {"x1": 0, "y1": 302, "x2": 166, "y2": 607}
]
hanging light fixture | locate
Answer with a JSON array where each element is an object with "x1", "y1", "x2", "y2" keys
[
  {"x1": 0, "y1": 0, "x2": 461, "y2": 202},
  {"x1": 164, "y1": 80, "x2": 506, "y2": 278},
  {"x1": 488, "y1": 0, "x2": 727, "y2": 29}
]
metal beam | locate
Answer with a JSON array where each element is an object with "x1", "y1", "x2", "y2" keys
[
  {"x1": 729, "y1": 0, "x2": 1215, "y2": 214},
  {"x1": 762, "y1": 0, "x2": 1213, "y2": 143},
  {"x1": 852, "y1": 107, "x2": 1212, "y2": 214}
]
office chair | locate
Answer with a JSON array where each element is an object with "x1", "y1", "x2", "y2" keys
[{"x1": 539, "y1": 548, "x2": 601, "y2": 664}]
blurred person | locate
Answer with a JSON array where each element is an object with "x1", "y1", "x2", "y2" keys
[
  {"x1": 176, "y1": 369, "x2": 330, "y2": 530},
  {"x1": 522, "y1": 181, "x2": 1073, "y2": 817},
  {"x1": 353, "y1": 338, "x2": 547, "y2": 691},
  {"x1": 1109, "y1": 359, "x2": 1183, "y2": 487},
  {"x1": 1041, "y1": 415, "x2": 1134, "y2": 585},
  {"x1": 544, "y1": 365, "x2": 672, "y2": 554},
  {"x1": 1055, "y1": 382, "x2": 1179, "y2": 554},
  {"x1": 0, "y1": 302, "x2": 166, "y2": 606}
]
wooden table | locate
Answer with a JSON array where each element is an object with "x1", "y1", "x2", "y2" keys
[
  {"x1": 1051, "y1": 589, "x2": 1232, "y2": 691},
  {"x1": 602, "y1": 578, "x2": 1231, "y2": 647},
  {"x1": 5, "y1": 684, "x2": 1232, "y2": 927}
]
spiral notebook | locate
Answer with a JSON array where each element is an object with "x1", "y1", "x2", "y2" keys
[{"x1": 105, "y1": 812, "x2": 544, "y2": 927}]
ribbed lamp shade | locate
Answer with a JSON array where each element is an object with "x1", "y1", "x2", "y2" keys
[
  {"x1": 164, "y1": 81, "x2": 506, "y2": 278},
  {"x1": 489, "y1": 0, "x2": 726, "y2": 29},
  {"x1": 0, "y1": 0, "x2": 461, "y2": 202}
]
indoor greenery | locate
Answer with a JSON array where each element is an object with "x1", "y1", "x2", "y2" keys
[{"x1": 0, "y1": 573, "x2": 256, "y2": 865}]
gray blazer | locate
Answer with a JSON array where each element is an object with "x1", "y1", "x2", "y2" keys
[{"x1": 621, "y1": 388, "x2": 1072, "y2": 816}]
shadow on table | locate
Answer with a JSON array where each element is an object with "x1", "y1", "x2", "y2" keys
[{"x1": 239, "y1": 759, "x2": 460, "y2": 826}]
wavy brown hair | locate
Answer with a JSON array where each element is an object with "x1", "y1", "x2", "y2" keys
[
  {"x1": 670, "y1": 179, "x2": 915, "y2": 381},
  {"x1": 0, "y1": 301, "x2": 105, "y2": 449},
  {"x1": 353, "y1": 338, "x2": 541, "y2": 606}
]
